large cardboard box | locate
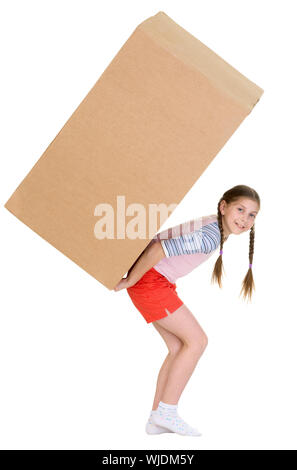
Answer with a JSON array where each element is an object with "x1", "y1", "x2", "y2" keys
[{"x1": 4, "y1": 11, "x2": 264, "y2": 290}]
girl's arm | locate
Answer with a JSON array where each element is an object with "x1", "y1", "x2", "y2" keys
[{"x1": 113, "y1": 240, "x2": 166, "y2": 292}]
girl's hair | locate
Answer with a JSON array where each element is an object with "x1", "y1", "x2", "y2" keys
[{"x1": 211, "y1": 185, "x2": 260, "y2": 302}]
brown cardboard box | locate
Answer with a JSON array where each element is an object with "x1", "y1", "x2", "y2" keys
[{"x1": 4, "y1": 11, "x2": 264, "y2": 290}]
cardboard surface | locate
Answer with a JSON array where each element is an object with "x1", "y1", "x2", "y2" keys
[{"x1": 4, "y1": 11, "x2": 264, "y2": 290}]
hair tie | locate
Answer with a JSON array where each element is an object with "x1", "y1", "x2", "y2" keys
[
  {"x1": 249, "y1": 264, "x2": 252, "y2": 268},
  {"x1": 220, "y1": 249, "x2": 223, "y2": 255}
]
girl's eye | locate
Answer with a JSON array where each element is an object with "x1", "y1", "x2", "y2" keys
[{"x1": 238, "y1": 207, "x2": 255, "y2": 217}]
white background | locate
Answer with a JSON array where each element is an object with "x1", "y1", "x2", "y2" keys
[{"x1": 1, "y1": 0, "x2": 296, "y2": 451}]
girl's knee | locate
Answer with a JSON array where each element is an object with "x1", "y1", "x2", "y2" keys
[
  {"x1": 153, "y1": 320, "x2": 184, "y2": 355},
  {"x1": 167, "y1": 338, "x2": 183, "y2": 356},
  {"x1": 154, "y1": 304, "x2": 208, "y2": 354},
  {"x1": 202, "y1": 333, "x2": 208, "y2": 348},
  {"x1": 187, "y1": 333, "x2": 208, "y2": 355},
  {"x1": 201, "y1": 334, "x2": 208, "y2": 352}
]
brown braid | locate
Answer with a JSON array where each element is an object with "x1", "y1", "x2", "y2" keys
[
  {"x1": 210, "y1": 185, "x2": 260, "y2": 302},
  {"x1": 240, "y1": 224, "x2": 255, "y2": 302},
  {"x1": 211, "y1": 200, "x2": 225, "y2": 288}
]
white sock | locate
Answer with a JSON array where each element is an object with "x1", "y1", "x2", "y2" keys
[
  {"x1": 146, "y1": 409, "x2": 173, "y2": 434},
  {"x1": 152, "y1": 401, "x2": 202, "y2": 436}
]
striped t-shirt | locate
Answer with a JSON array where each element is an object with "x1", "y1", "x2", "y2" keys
[{"x1": 149, "y1": 214, "x2": 221, "y2": 284}]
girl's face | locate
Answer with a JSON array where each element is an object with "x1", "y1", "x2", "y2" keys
[{"x1": 219, "y1": 197, "x2": 260, "y2": 237}]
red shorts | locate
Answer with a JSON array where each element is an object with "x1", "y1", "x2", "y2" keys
[{"x1": 126, "y1": 267, "x2": 184, "y2": 324}]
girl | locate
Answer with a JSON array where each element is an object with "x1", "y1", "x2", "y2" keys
[{"x1": 114, "y1": 185, "x2": 260, "y2": 436}]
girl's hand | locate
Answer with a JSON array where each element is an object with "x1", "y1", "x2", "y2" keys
[{"x1": 113, "y1": 277, "x2": 134, "y2": 292}]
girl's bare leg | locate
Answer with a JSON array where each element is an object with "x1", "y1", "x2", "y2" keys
[
  {"x1": 151, "y1": 322, "x2": 184, "y2": 410},
  {"x1": 153, "y1": 304, "x2": 208, "y2": 405}
]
